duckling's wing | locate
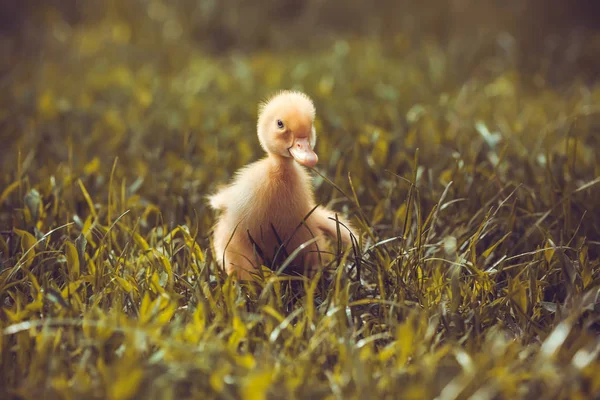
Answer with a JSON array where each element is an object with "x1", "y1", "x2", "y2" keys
[
  {"x1": 314, "y1": 206, "x2": 356, "y2": 246},
  {"x1": 207, "y1": 184, "x2": 232, "y2": 211}
]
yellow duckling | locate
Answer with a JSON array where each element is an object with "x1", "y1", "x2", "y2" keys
[{"x1": 209, "y1": 90, "x2": 356, "y2": 279}]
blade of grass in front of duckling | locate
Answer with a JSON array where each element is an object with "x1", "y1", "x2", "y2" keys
[
  {"x1": 310, "y1": 167, "x2": 373, "y2": 235},
  {"x1": 276, "y1": 237, "x2": 320, "y2": 276},
  {"x1": 220, "y1": 218, "x2": 243, "y2": 284},
  {"x1": 349, "y1": 228, "x2": 362, "y2": 282},
  {"x1": 272, "y1": 204, "x2": 321, "y2": 268},
  {"x1": 333, "y1": 213, "x2": 342, "y2": 258},
  {"x1": 269, "y1": 223, "x2": 289, "y2": 268},
  {"x1": 247, "y1": 230, "x2": 267, "y2": 266}
]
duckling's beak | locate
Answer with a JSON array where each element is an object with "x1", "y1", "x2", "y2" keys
[{"x1": 289, "y1": 137, "x2": 318, "y2": 167}]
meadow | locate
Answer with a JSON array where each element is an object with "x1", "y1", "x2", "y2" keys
[{"x1": 1, "y1": 1, "x2": 600, "y2": 399}]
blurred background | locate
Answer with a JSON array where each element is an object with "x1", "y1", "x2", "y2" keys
[
  {"x1": 0, "y1": 0, "x2": 599, "y2": 232},
  {"x1": 1, "y1": 0, "x2": 599, "y2": 76}
]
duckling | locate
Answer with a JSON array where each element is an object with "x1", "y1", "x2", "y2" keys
[{"x1": 208, "y1": 90, "x2": 356, "y2": 279}]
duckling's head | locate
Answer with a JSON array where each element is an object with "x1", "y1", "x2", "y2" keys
[{"x1": 257, "y1": 90, "x2": 318, "y2": 167}]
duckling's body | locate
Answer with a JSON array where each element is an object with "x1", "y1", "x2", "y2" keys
[{"x1": 209, "y1": 91, "x2": 355, "y2": 279}]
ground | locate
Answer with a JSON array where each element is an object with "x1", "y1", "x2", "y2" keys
[{"x1": 1, "y1": 1, "x2": 600, "y2": 399}]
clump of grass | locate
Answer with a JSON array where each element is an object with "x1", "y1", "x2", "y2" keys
[{"x1": 1, "y1": 1, "x2": 600, "y2": 399}]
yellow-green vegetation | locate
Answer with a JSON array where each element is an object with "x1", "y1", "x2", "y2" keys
[{"x1": 1, "y1": 1, "x2": 600, "y2": 399}]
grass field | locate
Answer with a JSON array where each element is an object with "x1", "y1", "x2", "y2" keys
[{"x1": 1, "y1": 1, "x2": 600, "y2": 399}]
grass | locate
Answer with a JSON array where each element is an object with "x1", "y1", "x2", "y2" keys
[{"x1": 1, "y1": 1, "x2": 600, "y2": 399}]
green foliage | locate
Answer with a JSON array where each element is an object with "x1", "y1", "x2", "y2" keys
[{"x1": 1, "y1": 1, "x2": 600, "y2": 399}]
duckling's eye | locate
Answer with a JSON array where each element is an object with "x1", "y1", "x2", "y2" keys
[{"x1": 276, "y1": 119, "x2": 285, "y2": 129}]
